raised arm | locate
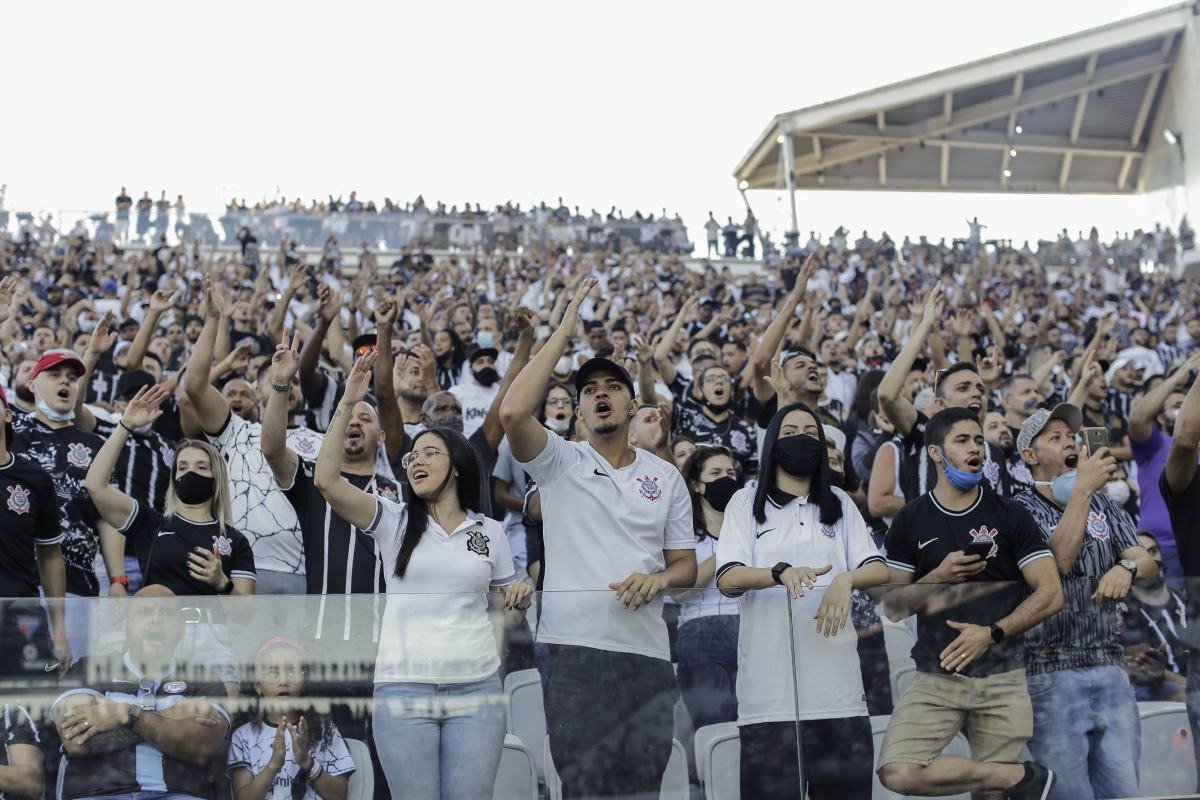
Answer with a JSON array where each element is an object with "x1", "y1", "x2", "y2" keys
[
  {"x1": 878, "y1": 284, "x2": 944, "y2": 437},
  {"x1": 298, "y1": 284, "x2": 335, "y2": 405},
  {"x1": 1131, "y1": 354, "x2": 1200, "y2": 444},
  {"x1": 127, "y1": 289, "x2": 175, "y2": 371},
  {"x1": 1165, "y1": 363, "x2": 1200, "y2": 495},
  {"x1": 313, "y1": 352, "x2": 379, "y2": 531},
  {"x1": 84, "y1": 385, "x2": 170, "y2": 528},
  {"x1": 76, "y1": 312, "x2": 118, "y2": 432},
  {"x1": 1044, "y1": 445, "x2": 1116, "y2": 574},
  {"x1": 183, "y1": 276, "x2": 233, "y2": 435},
  {"x1": 501, "y1": 278, "x2": 595, "y2": 463},
  {"x1": 633, "y1": 333, "x2": 658, "y2": 405},
  {"x1": 371, "y1": 297, "x2": 409, "y2": 466},
  {"x1": 262, "y1": 334, "x2": 301, "y2": 487},
  {"x1": 480, "y1": 306, "x2": 535, "y2": 454},
  {"x1": 651, "y1": 295, "x2": 694, "y2": 387},
  {"x1": 267, "y1": 265, "x2": 307, "y2": 346},
  {"x1": 751, "y1": 254, "x2": 816, "y2": 401}
]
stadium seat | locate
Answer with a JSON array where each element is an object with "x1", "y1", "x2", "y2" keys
[
  {"x1": 871, "y1": 715, "x2": 970, "y2": 800},
  {"x1": 1137, "y1": 702, "x2": 1195, "y2": 798},
  {"x1": 504, "y1": 668, "x2": 547, "y2": 781},
  {"x1": 543, "y1": 736, "x2": 689, "y2": 800},
  {"x1": 694, "y1": 722, "x2": 741, "y2": 800},
  {"x1": 890, "y1": 665, "x2": 917, "y2": 701},
  {"x1": 492, "y1": 734, "x2": 538, "y2": 800},
  {"x1": 344, "y1": 738, "x2": 374, "y2": 800}
]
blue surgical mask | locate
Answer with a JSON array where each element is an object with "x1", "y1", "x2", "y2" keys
[
  {"x1": 476, "y1": 331, "x2": 494, "y2": 349},
  {"x1": 1036, "y1": 470, "x2": 1076, "y2": 505},
  {"x1": 36, "y1": 391, "x2": 76, "y2": 423},
  {"x1": 934, "y1": 447, "x2": 984, "y2": 492}
]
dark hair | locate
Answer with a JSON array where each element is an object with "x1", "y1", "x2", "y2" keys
[
  {"x1": 925, "y1": 407, "x2": 981, "y2": 450},
  {"x1": 537, "y1": 381, "x2": 576, "y2": 424},
  {"x1": 753, "y1": 402, "x2": 842, "y2": 526},
  {"x1": 999, "y1": 372, "x2": 1034, "y2": 396},
  {"x1": 934, "y1": 362, "x2": 981, "y2": 398},
  {"x1": 681, "y1": 445, "x2": 736, "y2": 538},
  {"x1": 850, "y1": 369, "x2": 886, "y2": 422},
  {"x1": 395, "y1": 428, "x2": 481, "y2": 579},
  {"x1": 435, "y1": 328, "x2": 466, "y2": 370}
]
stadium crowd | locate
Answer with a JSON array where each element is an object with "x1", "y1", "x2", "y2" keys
[{"x1": 0, "y1": 200, "x2": 1198, "y2": 800}]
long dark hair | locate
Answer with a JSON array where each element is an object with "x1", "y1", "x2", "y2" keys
[
  {"x1": 436, "y1": 328, "x2": 466, "y2": 369},
  {"x1": 753, "y1": 402, "x2": 843, "y2": 527},
  {"x1": 850, "y1": 369, "x2": 885, "y2": 424},
  {"x1": 681, "y1": 445, "x2": 736, "y2": 538},
  {"x1": 395, "y1": 428, "x2": 481, "y2": 579}
]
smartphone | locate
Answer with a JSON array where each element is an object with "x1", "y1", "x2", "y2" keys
[
  {"x1": 963, "y1": 542, "x2": 991, "y2": 561},
  {"x1": 1082, "y1": 426, "x2": 1109, "y2": 455}
]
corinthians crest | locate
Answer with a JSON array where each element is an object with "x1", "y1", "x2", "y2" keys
[
  {"x1": 636, "y1": 475, "x2": 662, "y2": 501},
  {"x1": 1086, "y1": 511, "x2": 1110, "y2": 541},
  {"x1": 467, "y1": 529, "x2": 490, "y2": 557},
  {"x1": 968, "y1": 525, "x2": 999, "y2": 559}
]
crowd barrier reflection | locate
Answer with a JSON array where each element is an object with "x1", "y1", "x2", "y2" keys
[{"x1": 1, "y1": 581, "x2": 1196, "y2": 800}]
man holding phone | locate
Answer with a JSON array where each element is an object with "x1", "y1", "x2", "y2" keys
[{"x1": 1011, "y1": 404, "x2": 1155, "y2": 800}]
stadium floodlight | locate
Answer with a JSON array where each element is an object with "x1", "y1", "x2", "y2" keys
[
  {"x1": 738, "y1": 180, "x2": 750, "y2": 190},
  {"x1": 1164, "y1": 129, "x2": 1179, "y2": 146}
]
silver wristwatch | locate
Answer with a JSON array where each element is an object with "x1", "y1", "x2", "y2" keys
[{"x1": 1118, "y1": 558, "x2": 1138, "y2": 578}]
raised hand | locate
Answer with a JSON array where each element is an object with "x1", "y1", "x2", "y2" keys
[
  {"x1": 270, "y1": 331, "x2": 302, "y2": 384},
  {"x1": 317, "y1": 283, "x2": 338, "y2": 323},
  {"x1": 789, "y1": 252, "x2": 818, "y2": 304},
  {"x1": 88, "y1": 312, "x2": 118, "y2": 356},
  {"x1": 560, "y1": 275, "x2": 597, "y2": 331},
  {"x1": 205, "y1": 275, "x2": 230, "y2": 319},
  {"x1": 631, "y1": 333, "x2": 652, "y2": 363},
  {"x1": 916, "y1": 284, "x2": 946, "y2": 329},
  {"x1": 952, "y1": 308, "x2": 975, "y2": 338},
  {"x1": 149, "y1": 287, "x2": 176, "y2": 314},
  {"x1": 289, "y1": 717, "x2": 313, "y2": 771},
  {"x1": 509, "y1": 304, "x2": 535, "y2": 333},
  {"x1": 286, "y1": 263, "x2": 308, "y2": 294},
  {"x1": 0, "y1": 275, "x2": 20, "y2": 323},
  {"x1": 342, "y1": 350, "x2": 378, "y2": 405},
  {"x1": 374, "y1": 296, "x2": 398, "y2": 328},
  {"x1": 1076, "y1": 445, "x2": 1117, "y2": 496},
  {"x1": 120, "y1": 384, "x2": 170, "y2": 430}
]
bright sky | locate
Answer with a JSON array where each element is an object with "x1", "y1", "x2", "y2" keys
[{"x1": 1, "y1": 0, "x2": 1182, "y2": 246}]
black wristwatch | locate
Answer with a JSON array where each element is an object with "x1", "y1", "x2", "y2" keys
[
  {"x1": 990, "y1": 624, "x2": 1006, "y2": 643},
  {"x1": 771, "y1": 562, "x2": 791, "y2": 586},
  {"x1": 219, "y1": 576, "x2": 236, "y2": 595}
]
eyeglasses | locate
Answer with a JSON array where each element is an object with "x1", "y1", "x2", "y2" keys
[
  {"x1": 701, "y1": 373, "x2": 731, "y2": 385},
  {"x1": 401, "y1": 447, "x2": 447, "y2": 469}
]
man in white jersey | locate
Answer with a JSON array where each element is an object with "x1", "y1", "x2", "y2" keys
[
  {"x1": 183, "y1": 277, "x2": 308, "y2": 595},
  {"x1": 501, "y1": 276, "x2": 697, "y2": 799}
]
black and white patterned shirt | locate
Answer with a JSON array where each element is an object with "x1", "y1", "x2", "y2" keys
[
  {"x1": 227, "y1": 720, "x2": 355, "y2": 800},
  {"x1": 1013, "y1": 488, "x2": 1139, "y2": 675},
  {"x1": 1, "y1": 704, "x2": 39, "y2": 800}
]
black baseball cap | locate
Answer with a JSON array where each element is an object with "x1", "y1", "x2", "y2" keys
[
  {"x1": 574, "y1": 357, "x2": 635, "y2": 397},
  {"x1": 116, "y1": 369, "x2": 156, "y2": 401},
  {"x1": 468, "y1": 347, "x2": 499, "y2": 364}
]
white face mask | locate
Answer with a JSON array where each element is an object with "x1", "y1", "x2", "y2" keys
[
  {"x1": 554, "y1": 356, "x2": 572, "y2": 376},
  {"x1": 545, "y1": 415, "x2": 570, "y2": 434},
  {"x1": 35, "y1": 390, "x2": 75, "y2": 423},
  {"x1": 1105, "y1": 480, "x2": 1131, "y2": 506}
]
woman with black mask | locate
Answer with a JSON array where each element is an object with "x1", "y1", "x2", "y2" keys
[
  {"x1": 84, "y1": 385, "x2": 255, "y2": 695},
  {"x1": 676, "y1": 445, "x2": 741, "y2": 731},
  {"x1": 715, "y1": 402, "x2": 886, "y2": 800}
]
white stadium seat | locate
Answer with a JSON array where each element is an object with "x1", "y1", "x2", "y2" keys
[
  {"x1": 504, "y1": 668, "x2": 547, "y2": 782},
  {"x1": 544, "y1": 735, "x2": 689, "y2": 800},
  {"x1": 492, "y1": 734, "x2": 538, "y2": 800},
  {"x1": 890, "y1": 665, "x2": 917, "y2": 702},
  {"x1": 344, "y1": 738, "x2": 374, "y2": 800},
  {"x1": 1138, "y1": 702, "x2": 1196, "y2": 799},
  {"x1": 694, "y1": 722, "x2": 741, "y2": 800}
]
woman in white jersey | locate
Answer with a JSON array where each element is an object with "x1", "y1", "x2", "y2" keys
[
  {"x1": 715, "y1": 402, "x2": 887, "y2": 800},
  {"x1": 313, "y1": 353, "x2": 532, "y2": 800},
  {"x1": 676, "y1": 445, "x2": 741, "y2": 730}
]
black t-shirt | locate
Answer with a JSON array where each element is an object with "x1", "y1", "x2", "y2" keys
[
  {"x1": 1162, "y1": 470, "x2": 1200, "y2": 576},
  {"x1": 11, "y1": 420, "x2": 106, "y2": 596},
  {"x1": 884, "y1": 488, "x2": 1053, "y2": 676},
  {"x1": 0, "y1": 454, "x2": 61, "y2": 598},
  {"x1": 1, "y1": 703, "x2": 40, "y2": 800},
  {"x1": 119, "y1": 501, "x2": 256, "y2": 596},
  {"x1": 899, "y1": 409, "x2": 1011, "y2": 500}
]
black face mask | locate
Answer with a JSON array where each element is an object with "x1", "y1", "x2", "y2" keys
[
  {"x1": 702, "y1": 397, "x2": 731, "y2": 414},
  {"x1": 174, "y1": 471, "x2": 215, "y2": 505},
  {"x1": 773, "y1": 434, "x2": 824, "y2": 478},
  {"x1": 473, "y1": 367, "x2": 500, "y2": 387},
  {"x1": 701, "y1": 476, "x2": 739, "y2": 512},
  {"x1": 828, "y1": 470, "x2": 845, "y2": 489}
]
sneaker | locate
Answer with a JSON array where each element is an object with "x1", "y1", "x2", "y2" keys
[{"x1": 1006, "y1": 761, "x2": 1055, "y2": 800}]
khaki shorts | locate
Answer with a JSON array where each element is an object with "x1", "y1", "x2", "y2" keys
[{"x1": 878, "y1": 667, "x2": 1032, "y2": 767}]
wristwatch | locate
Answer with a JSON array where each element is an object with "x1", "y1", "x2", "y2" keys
[
  {"x1": 771, "y1": 562, "x2": 791, "y2": 585},
  {"x1": 990, "y1": 624, "x2": 1006, "y2": 643},
  {"x1": 1119, "y1": 558, "x2": 1138, "y2": 579},
  {"x1": 126, "y1": 703, "x2": 143, "y2": 728}
]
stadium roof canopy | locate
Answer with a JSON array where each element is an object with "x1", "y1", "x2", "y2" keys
[{"x1": 734, "y1": 3, "x2": 1189, "y2": 197}]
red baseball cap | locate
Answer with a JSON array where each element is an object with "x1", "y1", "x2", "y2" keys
[{"x1": 30, "y1": 349, "x2": 86, "y2": 380}]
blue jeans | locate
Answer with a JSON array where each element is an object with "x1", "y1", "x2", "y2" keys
[
  {"x1": 1026, "y1": 665, "x2": 1140, "y2": 800},
  {"x1": 372, "y1": 676, "x2": 506, "y2": 800},
  {"x1": 676, "y1": 614, "x2": 739, "y2": 730}
]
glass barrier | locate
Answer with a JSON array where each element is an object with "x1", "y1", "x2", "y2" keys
[
  {"x1": 16, "y1": 209, "x2": 695, "y2": 254},
  {"x1": 1, "y1": 581, "x2": 1195, "y2": 799}
]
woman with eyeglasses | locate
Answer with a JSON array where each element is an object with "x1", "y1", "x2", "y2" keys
[
  {"x1": 84, "y1": 384, "x2": 255, "y2": 694},
  {"x1": 313, "y1": 352, "x2": 532, "y2": 800},
  {"x1": 538, "y1": 382, "x2": 575, "y2": 436},
  {"x1": 715, "y1": 402, "x2": 887, "y2": 800},
  {"x1": 676, "y1": 445, "x2": 741, "y2": 730}
]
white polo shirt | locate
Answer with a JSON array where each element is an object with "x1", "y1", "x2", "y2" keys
[
  {"x1": 520, "y1": 434, "x2": 695, "y2": 661},
  {"x1": 715, "y1": 486, "x2": 883, "y2": 725},
  {"x1": 366, "y1": 497, "x2": 515, "y2": 683}
]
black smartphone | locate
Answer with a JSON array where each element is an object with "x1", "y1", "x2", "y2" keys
[
  {"x1": 1082, "y1": 426, "x2": 1109, "y2": 455},
  {"x1": 963, "y1": 542, "x2": 991, "y2": 561}
]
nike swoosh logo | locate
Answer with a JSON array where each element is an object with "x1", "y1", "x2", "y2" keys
[
  {"x1": 918, "y1": 538, "x2": 938, "y2": 550},
  {"x1": 593, "y1": 469, "x2": 607, "y2": 478},
  {"x1": 756, "y1": 527, "x2": 776, "y2": 539},
  {"x1": 157, "y1": 531, "x2": 175, "y2": 538}
]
